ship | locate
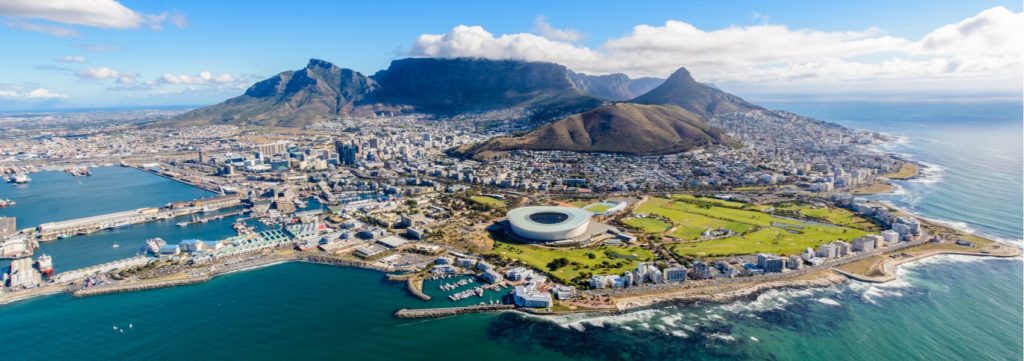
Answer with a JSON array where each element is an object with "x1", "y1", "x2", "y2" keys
[
  {"x1": 35, "y1": 254, "x2": 54, "y2": 276},
  {"x1": 0, "y1": 198, "x2": 15, "y2": 208},
  {"x1": 143, "y1": 238, "x2": 167, "y2": 255},
  {"x1": 10, "y1": 174, "x2": 31, "y2": 184},
  {"x1": 64, "y1": 167, "x2": 92, "y2": 177}
]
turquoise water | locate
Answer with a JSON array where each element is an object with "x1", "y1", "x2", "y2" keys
[
  {"x1": 1, "y1": 103, "x2": 1021, "y2": 360},
  {"x1": 0, "y1": 263, "x2": 567, "y2": 361}
]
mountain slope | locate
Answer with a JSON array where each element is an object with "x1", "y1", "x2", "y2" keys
[
  {"x1": 459, "y1": 103, "x2": 736, "y2": 159},
  {"x1": 631, "y1": 68, "x2": 761, "y2": 117},
  {"x1": 173, "y1": 59, "x2": 376, "y2": 127},
  {"x1": 569, "y1": 73, "x2": 663, "y2": 101},
  {"x1": 171, "y1": 58, "x2": 609, "y2": 127}
]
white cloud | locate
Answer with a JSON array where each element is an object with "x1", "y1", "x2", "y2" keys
[
  {"x1": 918, "y1": 6, "x2": 1022, "y2": 57},
  {"x1": 56, "y1": 55, "x2": 87, "y2": 63},
  {"x1": 157, "y1": 71, "x2": 250, "y2": 89},
  {"x1": 409, "y1": 7, "x2": 1023, "y2": 97},
  {"x1": 77, "y1": 66, "x2": 138, "y2": 84},
  {"x1": 4, "y1": 19, "x2": 79, "y2": 37},
  {"x1": 0, "y1": 0, "x2": 186, "y2": 31},
  {"x1": 0, "y1": 87, "x2": 67, "y2": 99},
  {"x1": 412, "y1": 25, "x2": 601, "y2": 65},
  {"x1": 532, "y1": 15, "x2": 582, "y2": 42},
  {"x1": 27, "y1": 88, "x2": 68, "y2": 98}
]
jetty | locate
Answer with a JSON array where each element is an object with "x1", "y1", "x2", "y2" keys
[
  {"x1": 393, "y1": 304, "x2": 514, "y2": 319},
  {"x1": 72, "y1": 276, "x2": 210, "y2": 297}
]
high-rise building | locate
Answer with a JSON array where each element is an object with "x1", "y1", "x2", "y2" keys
[
  {"x1": 257, "y1": 140, "x2": 289, "y2": 156},
  {"x1": 788, "y1": 255, "x2": 803, "y2": 270},
  {"x1": 757, "y1": 254, "x2": 786, "y2": 273},
  {"x1": 852, "y1": 236, "x2": 875, "y2": 252},
  {"x1": 881, "y1": 230, "x2": 900, "y2": 244},
  {"x1": 664, "y1": 267, "x2": 687, "y2": 283},
  {"x1": 335, "y1": 140, "x2": 360, "y2": 166}
]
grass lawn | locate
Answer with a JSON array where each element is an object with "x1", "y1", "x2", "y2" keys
[
  {"x1": 851, "y1": 181, "x2": 896, "y2": 195},
  {"x1": 777, "y1": 204, "x2": 877, "y2": 230},
  {"x1": 490, "y1": 242, "x2": 654, "y2": 284},
  {"x1": 884, "y1": 162, "x2": 919, "y2": 180},
  {"x1": 672, "y1": 225, "x2": 866, "y2": 258},
  {"x1": 470, "y1": 196, "x2": 506, "y2": 208},
  {"x1": 835, "y1": 256, "x2": 887, "y2": 276},
  {"x1": 623, "y1": 217, "x2": 671, "y2": 233},
  {"x1": 671, "y1": 194, "x2": 756, "y2": 209},
  {"x1": 584, "y1": 203, "x2": 612, "y2": 213},
  {"x1": 633, "y1": 195, "x2": 868, "y2": 258},
  {"x1": 636, "y1": 197, "x2": 768, "y2": 240},
  {"x1": 569, "y1": 200, "x2": 590, "y2": 208},
  {"x1": 664, "y1": 200, "x2": 795, "y2": 227}
]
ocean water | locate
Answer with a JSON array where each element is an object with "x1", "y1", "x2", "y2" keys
[
  {"x1": 1, "y1": 102, "x2": 1021, "y2": 360},
  {"x1": 761, "y1": 101, "x2": 1023, "y2": 243}
]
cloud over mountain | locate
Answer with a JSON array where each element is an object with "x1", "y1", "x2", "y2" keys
[{"x1": 410, "y1": 7, "x2": 1023, "y2": 97}]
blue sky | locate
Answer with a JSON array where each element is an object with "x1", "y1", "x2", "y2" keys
[{"x1": 1, "y1": 0, "x2": 1021, "y2": 109}]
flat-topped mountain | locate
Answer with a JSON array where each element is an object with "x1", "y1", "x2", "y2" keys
[
  {"x1": 366, "y1": 57, "x2": 600, "y2": 115},
  {"x1": 631, "y1": 68, "x2": 762, "y2": 117},
  {"x1": 174, "y1": 58, "x2": 660, "y2": 127},
  {"x1": 457, "y1": 103, "x2": 737, "y2": 159}
]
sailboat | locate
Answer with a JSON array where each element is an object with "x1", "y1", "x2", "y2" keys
[{"x1": 112, "y1": 242, "x2": 120, "y2": 248}]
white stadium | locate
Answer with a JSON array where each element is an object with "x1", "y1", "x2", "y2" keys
[{"x1": 506, "y1": 206, "x2": 593, "y2": 242}]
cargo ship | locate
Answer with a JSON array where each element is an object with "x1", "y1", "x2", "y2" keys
[{"x1": 36, "y1": 254, "x2": 54, "y2": 276}]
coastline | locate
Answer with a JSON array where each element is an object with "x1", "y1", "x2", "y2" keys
[
  {"x1": 579, "y1": 241, "x2": 1021, "y2": 314},
  {"x1": 1, "y1": 141, "x2": 1018, "y2": 319}
]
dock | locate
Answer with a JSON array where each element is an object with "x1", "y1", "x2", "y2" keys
[{"x1": 32, "y1": 195, "x2": 241, "y2": 240}]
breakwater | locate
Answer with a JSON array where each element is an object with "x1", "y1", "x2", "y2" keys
[
  {"x1": 297, "y1": 255, "x2": 394, "y2": 272},
  {"x1": 393, "y1": 304, "x2": 514, "y2": 319},
  {"x1": 72, "y1": 276, "x2": 210, "y2": 297},
  {"x1": 406, "y1": 278, "x2": 431, "y2": 301}
]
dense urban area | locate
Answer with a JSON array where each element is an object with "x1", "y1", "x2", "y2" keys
[{"x1": 0, "y1": 108, "x2": 1016, "y2": 314}]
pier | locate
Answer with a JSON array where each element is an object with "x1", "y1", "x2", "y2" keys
[
  {"x1": 130, "y1": 163, "x2": 223, "y2": 193},
  {"x1": 32, "y1": 194, "x2": 241, "y2": 240},
  {"x1": 177, "y1": 210, "x2": 248, "y2": 227}
]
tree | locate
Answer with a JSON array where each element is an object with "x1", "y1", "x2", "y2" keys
[{"x1": 547, "y1": 257, "x2": 570, "y2": 271}]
